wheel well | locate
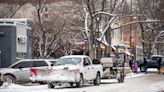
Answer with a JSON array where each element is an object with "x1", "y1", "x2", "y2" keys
[{"x1": 4, "y1": 73, "x2": 16, "y2": 80}]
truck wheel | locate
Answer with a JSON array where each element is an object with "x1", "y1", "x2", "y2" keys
[
  {"x1": 118, "y1": 73, "x2": 124, "y2": 83},
  {"x1": 140, "y1": 66, "x2": 145, "y2": 72},
  {"x1": 94, "y1": 73, "x2": 100, "y2": 85},
  {"x1": 48, "y1": 82, "x2": 54, "y2": 88},
  {"x1": 0, "y1": 81, "x2": 3, "y2": 86},
  {"x1": 121, "y1": 74, "x2": 124, "y2": 83},
  {"x1": 76, "y1": 75, "x2": 83, "y2": 87},
  {"x1": 3, "y1": 75, "x2": 15, "y2": 84}
]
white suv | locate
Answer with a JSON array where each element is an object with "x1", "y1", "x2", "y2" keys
[{"x1": 0, "y1": 59, "x2": 57, "y2": 85}]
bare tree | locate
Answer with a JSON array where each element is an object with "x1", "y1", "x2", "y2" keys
[
  {"x1": 32, "y1": 0, "x2": 85, "y2": 58},
  {"x1": 0, "y1": 0, "x2": 27, "y2": 18},
  {"x1": 135, "y1": 0, "x2": 164, "y2": 58},
  {"x1": 72, "y1": 0, "x2": 126, "y2": 59}
]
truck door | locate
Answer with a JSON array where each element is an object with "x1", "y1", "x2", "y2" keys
[
  {"x1": 86, "y1": 57, "x2": 96, "y2": 80},
  {"x1": 83, "y1": 58, "x2": 92, "y2": 80},
  {"x1": 11, "y1": 61, "x2": 32, "y2": 81}
]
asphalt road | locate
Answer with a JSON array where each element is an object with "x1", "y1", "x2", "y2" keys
[{"x1": 102, "y1": 72, "x2": 164, "y2": 92}]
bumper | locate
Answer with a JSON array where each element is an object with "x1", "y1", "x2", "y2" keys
[
  {"x1": 50, "y1": 75, "x2": 79, "y2": 82},
  {"x1": 31, "y1": 74, "x2": 80, "y2": 83},
  {"x1": 30, "y1": 69, "x2": 80, "y2": 83}
]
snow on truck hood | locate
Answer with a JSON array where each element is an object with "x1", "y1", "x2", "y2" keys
[{"x1": 52, "y1": 64, "x2": 80, "y2": 70}]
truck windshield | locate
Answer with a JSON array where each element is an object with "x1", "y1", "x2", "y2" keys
[{"x1": 55, "y1": 58, "x2": 81, "y2": 66}]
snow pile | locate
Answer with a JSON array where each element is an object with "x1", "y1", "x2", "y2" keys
[
  {"x1": 125, "y1": 68, "x2": 158, "y2": 78},
  {"x1": 0, "y1": 83, "x2": 26, "y2": 89},
  {"x1": 126, "y1": 73, "x2": 145, "y2": 78}
]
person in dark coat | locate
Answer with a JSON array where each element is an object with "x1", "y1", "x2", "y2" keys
[
  {"x1": 129, "y1": 60, "x2": 133, "y2": 70},
  {"x1": 143, "y1": 57, "x2": 147, "y2": 73},
  {"x1": 157, "y1": 58, "x2": 162, "y2": 74}
]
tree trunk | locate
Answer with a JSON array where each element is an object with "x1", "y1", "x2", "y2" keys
[
  {"x1": 89, "y1": 20, "x2": 96, "y2": 59},
  {"x1": 140, "y1": 23, "x2": 145, "y2": 58},
  {"x1": 106, "y1": 27, "x2": 111, "y2": 57}
]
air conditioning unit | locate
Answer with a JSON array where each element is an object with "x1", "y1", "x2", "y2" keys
[{"x1": 17, "y1": 36, "x2": 27, "y2": 44}]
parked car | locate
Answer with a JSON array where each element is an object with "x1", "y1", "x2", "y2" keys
[
  {"x1": 30, "y1": 55, "x2": 103, "y2": 88},
  {"x1": 0, "y1": 59, "x2": 57, "y2": 86},
  {"x1": 137, "y1": 55, "x2": 164, "y2": 72}
]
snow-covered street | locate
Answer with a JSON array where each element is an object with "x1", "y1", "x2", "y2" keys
[{"x1": 0, "y1": 69, "x2": 164, "y2": 92}]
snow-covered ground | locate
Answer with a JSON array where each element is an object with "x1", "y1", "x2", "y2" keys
[{"x1": 0, "y1": 69, "x2": 164, "y2": 92}]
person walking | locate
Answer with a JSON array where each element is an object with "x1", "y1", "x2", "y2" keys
[
  {"x1": 157, "y1": 58, "x2": 162, "y2": 74},
  {"x1": 132, "y1": 60, "x2": 138, "y2": 73},
  {"x1": 143, "y1": 57, "x2": 147, "y2": 74},
  {"x1": 129, "y1": 60, "x2": 133, "y2": 70}
]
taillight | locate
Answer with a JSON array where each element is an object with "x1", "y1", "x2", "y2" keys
[{"x1": 30, "y1": 68, "x2": 38, "y2": 76}]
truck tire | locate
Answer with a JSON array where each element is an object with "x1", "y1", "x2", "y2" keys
[
  {"x1": 76, "y1": 75, "x2": 83, "y2": 87},
  {"x1": 118, "y1": 73, "x2": 124, "y2": 83},
  {"x1": 48, "y1": 82, "x2": 54, "y2": 88},
  {"x1": 94, "y1": 73, "x2": 100, "y2": 85},
  {"x1": 3, "y1": 75, "x2": 15, "y2": 84},
  {"x1": 121, "y1": 74, "x2": 124, "y2": 83},
  {"x1": 0, "y1": 81, "x2": 3, "y2": 86}
]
